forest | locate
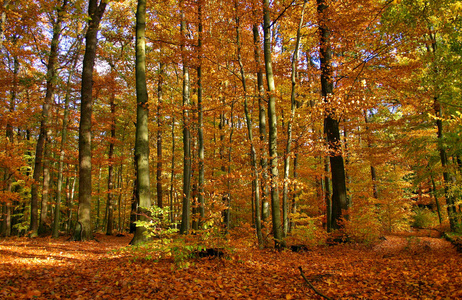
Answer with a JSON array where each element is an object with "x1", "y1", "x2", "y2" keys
[{"x1": 1, "y1": 0, "x2": 462, "y2": 298}]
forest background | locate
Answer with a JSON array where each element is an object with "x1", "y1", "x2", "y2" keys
[{"x1": 1, "y1": 0, "x2": 462, "y2": 250}]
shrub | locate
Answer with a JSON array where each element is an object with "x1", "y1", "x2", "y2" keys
[
  {"x1": 343, "y1": 205, "x2": 382, "y2": 245},
  {"x1": 411, "y1": 207, "x2": 439, "y2": 228}
]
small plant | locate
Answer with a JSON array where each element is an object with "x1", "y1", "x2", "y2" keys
[{"x1": 134, "y1": 206, "x2": 178, "y2": 239}]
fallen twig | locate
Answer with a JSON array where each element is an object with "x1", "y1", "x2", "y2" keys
[{"x1": 299, "y1": 266, "x2": 333, "y2": 300}]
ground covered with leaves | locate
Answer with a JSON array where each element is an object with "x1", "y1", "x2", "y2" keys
[{"x1": 1, "y1": 230, "x2": 461, "y2": 299}]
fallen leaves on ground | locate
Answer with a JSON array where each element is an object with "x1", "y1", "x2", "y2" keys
[{"x1": 1, "y1": 232, "x2": 461, "y2": 299}]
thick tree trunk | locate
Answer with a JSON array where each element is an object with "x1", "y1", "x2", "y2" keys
[
  {"x1": 317, "y1": 0, "x2": 348, "y2": 231},
  {"x1": 75, "y1": 0, "x2": 106, "y2": 241},
  {"x1": 180, "y1": 1, "x2": 191, "y2": 234},
  {"x1": 263, "y1": 0, "x2": 284, "y2": 248},
  {"x1": 131, "y1": 0, "x2": 151, "y2": 245}
]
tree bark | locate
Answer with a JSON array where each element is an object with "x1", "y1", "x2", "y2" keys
[
  {"x1": 197, "y1": 2, "x2": 205, "y2": 229},
  {"x1": 131, "y1": 0, "x2": 151, "y2": 245},
  {"x1": 252, "y1": 21, "x2": 270, "y2": 224},
  {"x1": 106, "y1": 82, "x2": 116, "y2": 235},
  {"x1": 180, "y1": 1, "x2": 191, "y2": 234},
  {"x1": 235, "y1": 1, "x2": 263, "y2": 246},
  {"x1": 317, "y1": 0, "x2": 348, "y2": 231},
  {"x1": 52, "y1": 36, "x2": 81, "y2": 238},
  {"x1": 282, "y1": 0, "x2": 306, "y2": 237},
  {"x1": 157, "y1": 62, "x2": 164, "y2": 208},
  {"x1": 31, "y1": 0, "x2": 68, "y2": 237},
  {"x1": 263, "y1": 0, "x2": 284, "y2": 248},
  {"x1": 75, "y1": 0, "x2": 106, "y2": 241}
]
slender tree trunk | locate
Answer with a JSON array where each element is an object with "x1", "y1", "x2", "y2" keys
[
  {"x1": 4, "y1": 44, "x2": 18, "y2": 237},
  {"x1": 317, "y1": 0, "x2": 348, "y2": 231},
  {"x1": 324, "y1": 157, "x2": 332, "y2": 231},
  {"x1": 170, "y1": 96, "x2": 176, "y2": 224},
  {"x1": 282, "y1": 0, "x2": 306, "y2": 237},
  {"x1": 363, "y1": 110, "x2": 379, "y2": 199},
  {"x1": 252, "y1": 22, "x2": 270, "y2": 224},
  {"x1": 225, "y1": 99, "x2": 235, "y2": 232},
  {"x1": 235, "y1": 1, "x2": 263, "y2": 246},
  {"x1": 429, "y1": 169, "x2": 442, "y2": 224},
  {"x1": 157, "y1": 62, "x2": 164, "y2": 208},
  {"x1": 76, "y1": 0, "x2": 107, "y2": 241},
  {"x1": 131, "y1": 0, "x2": 151, "y2": 245},
  {"x1": 117, "y1": 164, "x2": 123, "y2": 230},
  {"x1": 52, "y1": 36, "x2": 82, "y2": 238},
  {"x1": 31, "y1": 1, "x2": 67, "y2": 236},
  {"x1": 96, "y1": 167, "x2": 102, "y2": 230},
  {"x1": 106, "y1": 86, "x2": 116, "y2": 235},
  {"x1": 180, "y1": 1, "x2": 191, "y2": 234},
  {"x1": 263, "y1": 0, "x2": 284, "y2": 248},
  {"x1": 39, "y1": 143, "x2": 51, "y2": 234},
  {"x1": 197, "y1": 2, "x2": 205, "y2": 229}
]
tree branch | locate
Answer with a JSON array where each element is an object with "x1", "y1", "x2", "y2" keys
[{"x1": 299, "y1": 266, "x2": 333, "y2": 300}]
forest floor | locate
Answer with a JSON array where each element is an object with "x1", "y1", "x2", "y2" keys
[{"x1": 1, "y1": 229, "x2": 461, "y2": 300}]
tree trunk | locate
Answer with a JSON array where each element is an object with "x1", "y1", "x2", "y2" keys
[
  {"x1": 263, "y1": 0, "x2": 284, "y2": 248},
  {"x1": 252, "y1": 21, "x2": 270, "y2": 224},
  {"x1": 197, "y1": 2, "x2": 205, "y2": 229},
  {"x1": 75, "y1": 0, "x2": 107, "y2": 241},
  {"x1": 317, "y1": 0, "x2": 348, "y2": 231},
  {"x1": 282, "y1": 0, "x2": 306, "y2": 237},
  {"x1": 0, "y1": 1, "x2": 11, "y2": 49},
  {"x1": 52, "y1": 35, "x2": 81, "y2": 238},
  {"x1": 3, "y1": 51, "x2": 18, "y2": 237},
  {"x1": 235, "y1": 1, "x2": 263, "y2": 246},
  {"x1": 131, "y1": 0, "x2": 151, "y2": 245},
  {"x1": 157, "y1": 62, "x2": 164, "y2": 208},
  {"x1": 363, "y1": 111, "x2": 379, "y2": 199},
  {"x1": 180, "y1": 1, "x2": 191, "y2": 235},
  {"x1": 170, "y1": 95, "x2": 176, "y2": 224},
  {"x1": 106, "y1": 85, "x2": 116, "y2": 236},
  {"x1": 32, "y1": 1, "x2": 67, "y2": 236}
]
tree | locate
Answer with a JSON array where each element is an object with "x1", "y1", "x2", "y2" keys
[
  {"x1": 235, "y1": 0, "x2": 263, "y2": 247},
  {"x1": 131, "y1": 0, "x2": 151, "y2": 245},
  {"x1": 30, "y1": 0, "x2": 68, "y2": 237},
  {"x1": 263, "y1": 0, "x2": 284, "y2": 247},
  {"x1": 75, "y1": 0, "x2": 107, "y2": 241},
  {"x1": 179, "y1": 0, "x2": 191, "y2": 235},
  {"x1": 317, "y1": 0, "x2": 348, "y2": 232}
]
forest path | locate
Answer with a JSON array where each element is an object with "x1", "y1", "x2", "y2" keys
[
  {"x1": 1, "y1": 231, "x2": 461, "y2": 299},
  {"x1": 373, "y1": 228, "x2": 453, "y2": 255}
]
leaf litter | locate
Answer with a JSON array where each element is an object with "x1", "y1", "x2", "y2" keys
[{"x1": 0, "y1": 232, "x2": 461, "y2": 299}]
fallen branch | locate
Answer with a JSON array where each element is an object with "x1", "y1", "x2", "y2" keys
[{"x1": 299, "y1": 266, "x2": 333, "y2": 300}]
